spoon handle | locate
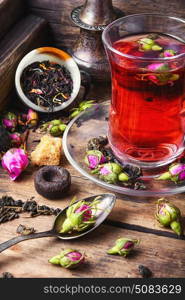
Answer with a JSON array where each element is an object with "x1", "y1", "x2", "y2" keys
[{"x1": 0, "y1": 230, "x2": 55, "y2": 253}]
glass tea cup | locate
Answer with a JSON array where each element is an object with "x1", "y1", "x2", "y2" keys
[{"x1": 102, "y1": 14, "x2": 185, "y2": 169}]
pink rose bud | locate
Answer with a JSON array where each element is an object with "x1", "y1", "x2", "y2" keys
[
  {"x1": 2, "y1": 112, "x2": 17, "y2": 132},
  {"x1": 75, "y1": 204, "x2": 92, "y2": 221},
  {"x1": 61, "y1": 249, "x2": 85, "y2": 268},
  {"x1": 148, "y1": 75, "x2": 160, "y2": 85},
  {"x1": 147, "y1": 63, "x2": 169, "y2": 72},
  {"x1": 155, "y1": 198, "x2": 182, "y2": 235},
  {"x1": 98, "y1": 162, "x2": 122, "y2": 184},
  {"x1": 107, "y1": 238, "x2": 139, "y2": 256},
  {"x1": 18, "y1": 113, "x2": 27, "y2": 126},
  {"x1": 163, "y1": 49, "x2": 176, "y2": 57},
  {"x1": 157, "y1": 163, "x2": 185, "y2": 182},
  {"x1": 9, "y1": 133, "x2": 22, "y2": 147},
  {"x1": 26, "y1": 109, "x2": 39, "y2": 127},
  {"x1": 169, "y1": 163, "x2": 185, "y2": 175},
  {"x1": 49, "y1": 249, "x2": 85, "y2": 269},
  {"x1": 84, "y1": 150, "x2": 106, "y2": 169},
  {"x1": 60, "y1": 197, "x2": 100, "y2": 234},
  {"x1": 67, "y1": 251, "x2": 84, "y2": 262},
  {"x1": 170, "y1": 163, "x2": 185, "y2": 182},
  {"x1": 1, "y1": 148, "x2": 29, "y2": 180}
]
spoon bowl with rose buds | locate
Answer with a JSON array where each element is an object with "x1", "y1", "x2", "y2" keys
[{"x1": 0, "y1": 193, "x2": 116, "y2": 253}]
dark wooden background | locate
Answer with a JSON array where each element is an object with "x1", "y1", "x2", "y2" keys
[
  {"x1": 0, "y1": 0, "x2": 185, "y2": 110},
  {"x1": 26, "y1": 0, "x2": 185, "y2": 51}
]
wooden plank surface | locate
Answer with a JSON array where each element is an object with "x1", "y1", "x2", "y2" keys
[
  {"x1": 27, "y1": 0, "x2": 185, "y2": 50},
  {"x1": 0, "y1": 127, "x2": 185, "y2": 278},
  {"x1": 0, "y1": 83, "x2": 185, "y2": 278},
  {"x1": 0, "y1": 0, "x2": 25, "y2": 40},
  {"x1": 0, "y1": 14, "x2": 48, "y2": 111},
  {"x1": 0, "y1": 220, "x2": 185, "y2": 278},
  {"x1": 0, "y1": 146, "x2": 185, "y2": 237}
]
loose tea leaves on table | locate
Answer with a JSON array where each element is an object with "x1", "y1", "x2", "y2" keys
[
  {"x1": 16, "y1": 224, "x2": 36, "y2": 235},
  {"x1": 21, "y1": 61, "x2": 73, "y2": 110},
  {"x1": 0, "y1": 195, "x2": 62, "y2": 224},
  {"x1": 49, "y1": 249, "x2": 85, "y2": 269},
  {"x1": 0, "y1": 126, "x2": 11, "y2": 153},
  {"x1": 138, "y1": 265, "x2": 152, "y2": 278},
  {"x1": 0, "y1": 206, "x2": 19, "y2": 223},
  {"x1": 0, "y1": 272, "x2": 14, "y2": 278}
]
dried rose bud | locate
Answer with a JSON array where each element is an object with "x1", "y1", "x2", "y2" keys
[
  {"x1": 163, "y1": 49, "x2": 176, "y2": 57},
  {"x1": 147, "y1": 63, "x2": 169, "y2": 85},
  {"x1": 170, "y1": 221, "x2": 182, "y2": 236},
  {"x1": 60, "y1": 249, "x2": 85, "y2": 269},
  {"x1": 169, "y1": 74, "x2": 179, "y2": 81},
  {"x1": 147, "y1": 63, "x2": 179, "y2": 86},
  {"x1": 18, "y1": 113, "x2": 27, "y2": 126},
  {"x1": 46, "y1": 119, "x2": 67, "y2": 137},
  {"x1": 138, "y1": 37, "x2": 155, "y2": 51},
  {"x1": 59, "y1": 197, "x2": 100, "y2": 234},
  {"x1": 156, "y1": 171, "x2": 171, "y2": 181},
  {"x1": 155, "y1": 198, "x2": 182, "y2": 235},
  {"x1": 157, "y1": 163, "x2": 185, "y2": 182},
  {"x1": 9, "y1": 133, "x2": 22, "y2": 147},
  {"x1": 26, "y1": 109, "x2": 39, "y2": 127},
  {"x1": 1, "y1": 148, "x2": 29, "y2": 180},
  {"x1": 167, "y1": 74, "x2": 180, "y2": 86},
  {"x1": 49, "y1": 255, "x2": 61, "y2": 265},
  {"x1": 84, "y1": 150, "x2": 106, "y2": 169},
  {"x1": 49, "y1": 125, "x2": 61, "y2": 137},
  {"x1": 2, "y1": 112, "x2": 17, "y2": 132},
  {"x1": 49, "y1": 249, "x2": 85, "y2": 269},
  {"x1": 98, "y1": 162, "x2": 122, "y2": 184},
  {"x1": 151, "y1": 44, "x2": 163, "y2": 51},
  {"x1": 147, "y1": 63, "x2": 169, "y2": 72},
  {"x1": 169, "y1": 163, "x2": 185, "y2": 182},
  {"x1": 75, "y1": 204, "x2": 92, "y2": 221},
  {"x1": 107, "y1": 238, "x2": 139, "y2": 256},
  {"x1": 59, "y1": 124, "x2": 67, "y2": 132}
]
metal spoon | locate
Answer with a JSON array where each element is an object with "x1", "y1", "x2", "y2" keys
[{"x1": 0, "y1": 193, "x2": 116, "y2": 253}]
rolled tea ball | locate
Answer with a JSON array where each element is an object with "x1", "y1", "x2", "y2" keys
[{"x1": 34, "y1": 166, "x2": 71, "y2": 199}]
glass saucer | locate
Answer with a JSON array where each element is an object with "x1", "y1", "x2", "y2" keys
[{"x1": 63, "y1": 102, "x2": 185, "y2": 197}]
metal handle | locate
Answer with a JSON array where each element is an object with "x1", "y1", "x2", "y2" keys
[{"x1": 0, "y1": 230, "x2": 55, "y2": 253}]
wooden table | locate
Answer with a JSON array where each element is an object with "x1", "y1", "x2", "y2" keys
[{"x1": 0, "y1": 85, "x2": 185, "y2": 278}]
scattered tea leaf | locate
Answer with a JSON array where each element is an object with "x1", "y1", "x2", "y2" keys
[
  {"x1": 16, "y1": 224, "x2": 36, "y2": 236},
  {"x1": 138, "y1": 265, "x2": 152, "y2": 278}
]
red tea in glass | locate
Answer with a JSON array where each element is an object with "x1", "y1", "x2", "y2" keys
[{"x1": 103, "y1": 15, "x2": 185, "y2": 168}]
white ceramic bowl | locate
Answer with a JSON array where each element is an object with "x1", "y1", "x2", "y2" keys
[{"x1": 15, "y1": 47, "x2": 81, "y2": 113}]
